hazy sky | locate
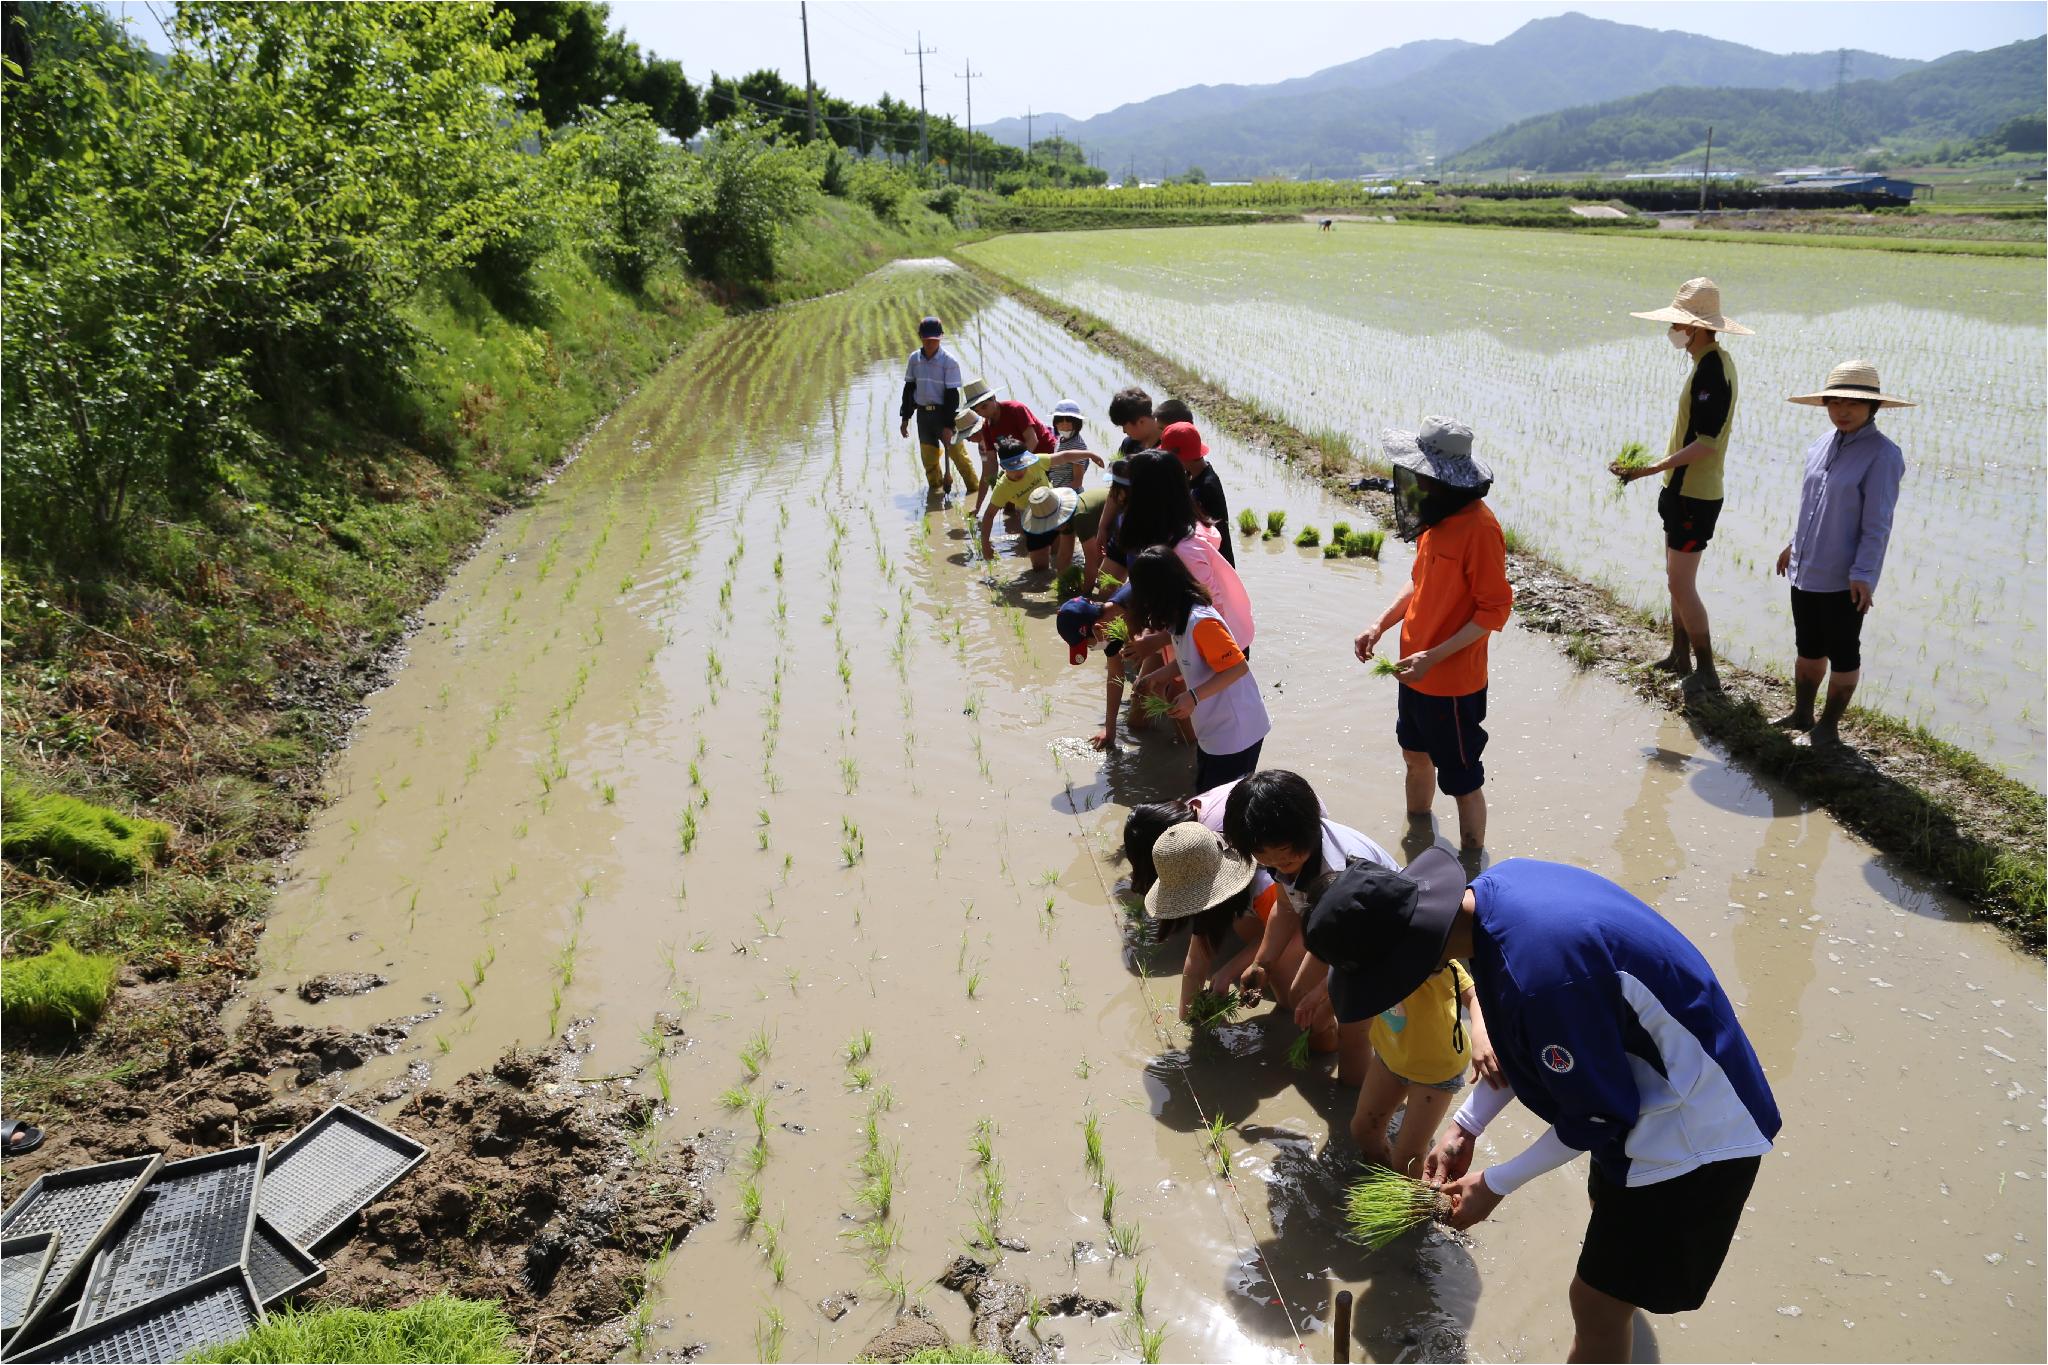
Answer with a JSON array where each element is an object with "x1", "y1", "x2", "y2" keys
[{"x1": 108, "y1": 2, "x2": 2046, "y2": 131}]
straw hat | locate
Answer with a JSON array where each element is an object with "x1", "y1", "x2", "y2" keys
[
  {"x1": 1380, "y1": 416, "x2": 1493, "y2": 489},
  {"x1": 1629, "y1": 277, "x2": 1753, "y2": 335},
  {"x1": 960, "y1": 377, "x2": 1004, "y2": 409},
  {"x1": 1143, "y1": 823, "x2": 1256, "y2": 921},
  {"x1": 954, "y1": 408, "x2": 985, "y2": 440},
  {"x1": 1788, "y1": 359, "x2": 1916, "y2": 409},
  {"x1": 1022, "y1": 485, "x2": 1080, "y2": 536}
]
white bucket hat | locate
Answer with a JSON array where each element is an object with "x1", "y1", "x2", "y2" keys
[
  {"x1": 1788, "y1": 359, "x2": 1916, "y2": 409},
  {"x1": 1629, "y1": 277, "x2": 1753, "y2": 335},
  {"x1": 1143, "y1": 823, "x2": 1256, "y2": 922},
  {"x1": 960, "y1": 377, "x2": 1004, "y2": 409},
  {"x1": 1021, "y1": 485, "x2": 1080, "y2": 536},
  {"x1": 1380, "y1": 416, "x2": 1494, "y2": 489}
]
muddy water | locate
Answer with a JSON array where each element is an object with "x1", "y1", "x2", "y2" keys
[{"x1": 243, "y1": 261, "x2": 2045, "y2": 1363}]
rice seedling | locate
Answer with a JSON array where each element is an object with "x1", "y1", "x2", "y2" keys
[
  {"x1": 1053, "y1": 564, "x2": 1087, "y2": 599},
  {"x1": 1132, "y1": 1263, "x2": 1149, "y2": 1318},
  {"x1": 1344, "y1": 1167, "x2": 1450, "y2": 1249},
  {"x1": 1109, "y1": 1220, "x2": 1142, "y2": 1258},
  {"x1": 742, "y1": 1138, "x2": 770, "y2": 1176},
  {"x1": 1371, "y1": 656, "x2": 1403, "y2": 677},
  {"x1": 1322, "y1": 542, "x2": 1346, "y2": 560},
  {"x1": 846, "y1": 1030, "x2": 874, "y2": 1063},
  {"x1": 1236, "y1": 508, "x2": 1260, "y2": 538},
  {"x1": 1350, "y1": 528, "x2": 1385, "y2": 559},
  {"x1": 1100, "y1": 1176, "x2": 1119, "y2": 1225},
  {"x1": 678, "y1": 808, "x2": 698, "y2": 854},
  {"x1": 1284, "y1": 1032, "x2": 1314, "y2": 1070},
  {"x1": 965, "y1": 969, "x2": 983, "y2": 999},
  {"x1": 749, "y1": 1092, "x2": 772, "y2": 1141},
  {"x1": 455, "y1": 980, "x2": 475, "y2": 1011},
  {"x1": 1082, "y1": 1111, "x2": 1104, "y2": 1180},
  {"x1": 970, "y1": 1117, "x2": 996, "y2": 1167},
  {"x1": 718, "y1": 1085, "x2": 751, "y2": 1111},
  {"x1": 846, "y1": 1064, "x2": 875, "y2": 1091},
  {"x1": 1025, "y1": 1296, "x2": 1046, "y2": 1337},
  {"x1": 1205, "y1": 1112, "x2": 1232, "y2": 1178},
  {"x1": 1136, "y1": 1319, "x2": 1168, "y2": 1363},
  {"x1": 1331, "y1": 520, "x2": 1352, "y2": 541},
  {"x1": 840, "y1": 816, "x2": 864, "y2": 866},
  {"x1": 754, "y1": 1307, "x2": 785, "y2": 1363},
  {"x1": 1186, "y1": 988, "x2": 1241, "y2": 1030},
  {"x1": 840, "y1": 756, "x2": 859, "y2": 793},
  {"x1": 1294, "y1": 525, "x2": 1320, "y2": 547},
  {"x1": 650, "y1": 1057, "x2": 672, "y2": 1106},
  {"x1": 599, "y1": 780, "x2": 617, "y2": 805},
  {"x1": 1264, "y1": 509, "x2": 1287, "y2": 539},
  {"x1": 855, "y1": 1145, "x2": 898, "y2": 1217},
  {"x1": 1611, "y1": 440, "x2": 1651, "y2": 490},
  {"x1": 1139, "y1": 692, "x2": 1175, "y2": 719}
]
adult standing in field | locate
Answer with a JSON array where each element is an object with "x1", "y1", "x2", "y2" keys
[
  {"x1": 898, "y1": 316, "x2": 978, "y2": 498},
  {"x1": 1354, "y1": 418, "x2": 1511, "y2": 860},
  {"x1": 1771, "y1": 361, "x2": 1913, "y2": 749},
  {"x1": 1312, "y1": 853, "x2": 1779, "y2": 1362},
  {"x1": 1109, "y1": 388, "x2": 1235, "y2": 565},
  {"x1": 1614, "y1": 278, "x2": 1751, "y2": 697},
  {"x1": 963, "y1": 378, "x2": 1053, "y2": 492}
]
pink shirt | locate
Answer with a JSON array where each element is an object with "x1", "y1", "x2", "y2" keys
[{"x1": 1175, "y1": 525, "x2": 1255, "y2": 651}]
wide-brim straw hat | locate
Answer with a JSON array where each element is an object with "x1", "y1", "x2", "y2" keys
[
  {"x1": 1629, "y1": 276, "x2": 1753, "y2": 335},
  {"x1": 960, "y1": 377, "x2": 1004, "y2": 408},
  {"x1": 1021, "y1": 486, "x2": 1081, "y2": 535},
  {"x1": 1143, "y1": 822, "x2": 1257, "y2": 921},
  {"x1": 954, "y1": 409, "x2": 985, "y2": 440},
  {"x1": 1381, "y1": 416, "x2": 1493, "y2": 489},
  {"x1": 1788, "y1": 359, "x2": 1916, "y2": 409}
]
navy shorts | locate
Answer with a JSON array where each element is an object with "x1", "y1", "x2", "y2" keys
[
  {"x1": 1395, "y1": 685, "x2": 1487, "y2": 797},
  {"x1": 1194, "y1": 738, "x2": 1263, "y2": 794},
  {"x1": 1657, "y1": 487, "x2": 1722, "y2": 553},
  {"x1": 1790, "y1": 587, "x2": 1863, "y2": 672}
]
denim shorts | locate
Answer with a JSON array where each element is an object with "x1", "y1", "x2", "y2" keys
[{"x1": 1390, "y1": 1068, "x2": 1467, "y2": 1094}]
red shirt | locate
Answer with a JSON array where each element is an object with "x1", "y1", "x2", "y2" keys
[{"x1": 975, "y1": 401, "x2": 1053, "y2": 455}]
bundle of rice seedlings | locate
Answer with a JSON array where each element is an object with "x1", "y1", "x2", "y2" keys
[
  {"x1": 1283, "y1": 1033, "x2": 1314, "y2": 1070},
  {"x1": 1344, "y1": 529, "x2": 1385, "y2": 560},
  {"x1": 1294, "y1": 526, "x2": 1320, "y2": 547},
  {"x1": 1321, "y1": 543, "x2": 1346, "y2": 561},
  {"x1": 1054, "y1": 565, "x2": 1087, "y2": 600},
  {"x1": 1186, "y1": 988, "x2": 1240, "y2": 1031},
  {"x1": 1371, "y1": 657, "x2": 1402, "y2": 677},
  {"x1": 1236, "y1": 508, "x2": 1260, "y2": 538},
  {"x1": 1345, "y1": 1167, "x2": 1449, "y2": 1250},
  {"x1": 1331, "y1": 521, "x2": 1352, "y2": 542},
  {"x1": 1105, "y1": 616, "x2": 1130, "y2": 645},
  {"x1": 1138, "y1": 692, "x2": 1175, "y2": 719},
  {"x1": 1612, "y1": 441, "x2": 1651, "y2": 478},
  {"x1": 1264, "y1": 510, "x2": 1287, "y2": 539}
]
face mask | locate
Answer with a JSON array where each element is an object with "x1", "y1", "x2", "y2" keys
[{"x1": 1667, "y1": 327, "x2": 1690, "y2": 350}]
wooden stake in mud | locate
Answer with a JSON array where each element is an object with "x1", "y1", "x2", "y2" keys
[{"x1": 1332, "y1": 1288, "x2": 1352, "y2": 1363}]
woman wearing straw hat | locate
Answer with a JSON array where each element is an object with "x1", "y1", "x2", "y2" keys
[
  {"x1": 1771, "y1": 361, "x2": 1912, "y2": 749},
  {"x1": 1616, "y1": 278, "x2": 1753, "y2": 697}
]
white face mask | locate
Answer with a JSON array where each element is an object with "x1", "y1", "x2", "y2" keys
[{"x1": 1667, "y1": 326, "x2": 1691, "y2": 350}]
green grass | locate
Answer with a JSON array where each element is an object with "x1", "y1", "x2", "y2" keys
[
  {"x1": 2, "y1": 788, "x2": 170, "y2": 883},
  {"x1": 898, "y1": 1349, "x2": 1011, "y2": 1364},
  {"x1": 186, "y1": 1295, "x2": 517, "y2": 1363},
  {"x1": 1, "y1": 941, "x2": 120, "y2": 1034}
]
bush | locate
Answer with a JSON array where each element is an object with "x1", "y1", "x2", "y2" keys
[
  {"x1": 557, "y1": 103, "x2": 701, "y2": 291},
  {"x1": 843, "y1": 158, "x2": 918, "y2": 225},
  {"x1": 680, "y1": 116, "x2": 821, "y2": 285},
  {"x1": 2, "y1": 788, "x2": 170, "y2": 883},
  {"x1": 188, "y1": 1295, "x2": 518, "y2": 1364},
  {"x1": 1, "y1": 942, "x2": 121, "y2": 1033}
]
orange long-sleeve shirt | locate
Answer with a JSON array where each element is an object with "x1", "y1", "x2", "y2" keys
[{"x1": 1399, "y1": 500, "x2": 1513, "y2": 698}]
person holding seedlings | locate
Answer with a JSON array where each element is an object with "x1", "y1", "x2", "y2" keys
[
  {"x1": 963, "y1": 377, "x2": 1053, "y2": 491},
  {"x1": 1771, "y1": 360, "x2": 1913, "y2": 749},
  {"x1": 1158, "y1": 419, "x2": 1237, "y2": 567},
  {"x1": 1021, "y1": 484, "x2": 1111, "y2": 581},
  {"x1": 1124, "y1": 546, "x2": 1269, "y2": 791},
  {"x1": 1616, "y1": 278, "x2": 1751, "y2": 696},
  {"x1": 975, "y1": 438, "x2": 1052, "y2": 567},
  {"x1": 897, "y1": 316, "x2": 977, "y2": 498},
  {"x1": 1354, "y1": 417, "x2": 1511, "y2": 857},
  {"x1": 1047, "y1": 399, "x2": 1095, "y2": 492},
  {"x1": 1309, "y1": 853, "x2": 1778, "y2": 1360},
  {"x1": 1221, "y1": 769, "x2": 1399, "y2": 1087}
]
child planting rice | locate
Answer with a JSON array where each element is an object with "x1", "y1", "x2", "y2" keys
[{"x1": 1123, "y1": 546, "x2": 1269, "y2": 791}]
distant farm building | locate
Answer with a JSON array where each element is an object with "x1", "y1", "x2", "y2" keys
[{"x1": 1774, "y1": 175, "x2": 1926, "y2": 202}]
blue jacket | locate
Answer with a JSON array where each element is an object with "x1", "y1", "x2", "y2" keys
[{"x1": 1469, "y1": 859, "x2": 1781, "y2": 1186}]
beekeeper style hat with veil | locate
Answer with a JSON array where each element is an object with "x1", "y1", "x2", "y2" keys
[{"x1": 1381, "y1": 416, "x2": 1494, "y2": 542}]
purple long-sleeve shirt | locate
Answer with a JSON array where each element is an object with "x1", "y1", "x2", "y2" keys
[{"x1": 1787, "y1": 423, "x2": 1905, "y2": 592}]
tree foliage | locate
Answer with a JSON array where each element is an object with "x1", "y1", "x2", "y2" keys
[{"x1": 492, "y1": 1, "x2": 700, "y2": 140}]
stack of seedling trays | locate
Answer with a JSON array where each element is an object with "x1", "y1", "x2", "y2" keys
[{"x1": 0, "y1": 1105, "x2": 425, "y2": 1363}]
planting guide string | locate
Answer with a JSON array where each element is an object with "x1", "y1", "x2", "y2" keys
[{"x1": 1060, "y1": 786, "x2": 1312, "y2": 1361}]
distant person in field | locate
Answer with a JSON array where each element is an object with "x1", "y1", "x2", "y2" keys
[
  {"x1": 1771, "y1": 361, "x2": 1912, "y2": 749},
  {"x1": 1108, "y1": 388, "x2": 1235, "y2": 564},
  {"x1": 963, "y1": 377, "x2": 1052, "y2": 492},
  {"x1": 897, "y1": 316, "x2": 977, "y2": 498},
  {"x1": 1354, "y1": 418, "x2": 1511, "y2": 861},
  {"x1": 1614, "y1": 278, "x2": 1751, "y2": 697},
  {"x1": 1320, "y1": 217, "x2": 1335, "y2": 231}
]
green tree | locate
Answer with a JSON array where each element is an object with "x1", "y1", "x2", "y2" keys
[{"x1": 494, "y1": 1, "x2": 700, "y2": 139}]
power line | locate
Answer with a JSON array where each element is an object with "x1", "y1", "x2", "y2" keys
[
  {"x1": 956, "y1": 61, "x2": 984, "y2": 187},
  {"x1": 903, "y1": 31, "x2": 937, "y2": 170}
]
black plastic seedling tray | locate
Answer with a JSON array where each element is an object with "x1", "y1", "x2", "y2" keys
[
  {"x1": 1, "y1": 1232, "x2": 60, "y2": 1339},
  {"x1": 74, "y1": 1145, "x2": 264, "y2": 1328},
  {"x1": 0, "y1": 1154, "x2": 160, "y2": 1346},
  {"x1": 8, "y1": 1265, "x2": 262, "y2": 1364},
  {"x1": 256, "y1": 1104, "x2": 426, "y2": 1248},
  {"x1": 245, "y1": 1216, "x2": 322, "y2": 1311}
]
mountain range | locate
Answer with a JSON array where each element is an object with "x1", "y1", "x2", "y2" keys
[{"x1": 976, "y1": 12, "x2": 2039, "y2": 179}]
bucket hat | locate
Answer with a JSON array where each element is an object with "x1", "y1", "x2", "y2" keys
[
  {"x1": 1022, "y1": 485, "x2": 1081, "y2": 536},
  {"x1": 918, "y1": 316, "x2": 944, "y2": 338},
  {"x1": 1144, "y1": 823, "x2": 1257, "y2": 922},
  {"x1": 1052, "y1": 399, "x2": 1085, "y2": 426},
  {"x1": 1157, "y1": 422, "x2": 1209, "y2": 467},
  {"x1": 1788, "y1": 359, "x2": 1916, "y2": 409},
  {"x1": 1629, "y1": 277, "x2": 1753, "y2": 335},
  {"x1": 960, "y1": 377, "x2": 1004, "y2": 409},
  {"x1": 1380, "y1": 416, "x2": 1493, "y2": 490},
  {"x1": 998, "y1": 447, "x2": 1040, "y2": 475},
  {"x1": 954, "y1": 408, "x2": 985, "y2": 441},
  {"x1": 1303, "y1": 846, "x2": 1467, "y2": 1023}
]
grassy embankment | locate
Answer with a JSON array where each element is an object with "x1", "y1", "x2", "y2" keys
[
  {"x1": 951, "y1": 250, "x2": 2045, "y2": 947},
  {"x1": 0, "y1": 196, "x2": 956, "y2": 1118}
]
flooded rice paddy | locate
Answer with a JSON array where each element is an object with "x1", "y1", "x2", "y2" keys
[
  {"x1": 961, "y1": 225, "x2": 2048, "y2": 785},
  {"x1": 245, "y1": 260, "x2": 2044, "y2": 1362}
]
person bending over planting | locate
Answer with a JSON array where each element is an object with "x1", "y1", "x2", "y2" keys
[
  {"x1": 1772, "y1": 360, "x2": 1912, "y2": 750},
  {"x1": 976, "y1": 439, "x2": 1051, "y2": 567},
  {"x1": 1125, "y1": 546, "x2": 1269, "y2": 792},
  {"x1": 1615, "y1": 278, "x2": 1751, "y2": 697},
  {"x1": 1058, "y1": 588, "x2": 1184, "y2": 751},
  {"x1": 1310, "y1": 852, "x2": 1778, "y2": 1362},
  {"x1": 1354, "y1": 417, "x2": 1511, "y2": 859},
  {"x1": 963, "y1": 377, "x2": 1053, "y2": 493},
  {"x1": 1220, "y1": 769, "x2": 1398, "y2": 1087},
  {"x1": 1020, "y1": 483, "x2": 1110, "y2": 578}
]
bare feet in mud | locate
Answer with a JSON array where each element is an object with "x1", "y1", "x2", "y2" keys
[
  {"x1": 1679, "y1": 669, "x2": 1721, "y2": 698},
  {"x1": 1772, "y1": 710, "x2": 1816, "y2": 731},
  {"x1": 1650, "y1": 652, "x2": 1690, "y2": 674}
]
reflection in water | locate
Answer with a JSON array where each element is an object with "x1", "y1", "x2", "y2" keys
[{"x1": 1723, "y1": 783, "x2": 1827, "y2": 1078}]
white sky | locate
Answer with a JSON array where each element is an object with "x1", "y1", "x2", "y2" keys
[{"x1": 109, "y1": 2, "x2": 2047, "y2": 130}]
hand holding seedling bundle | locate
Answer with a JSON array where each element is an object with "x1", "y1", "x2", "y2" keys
[
  {"x1": 1344, "y1": 1167, "x2": 1452, "y2": 1249},
  {"x1": 1609, "y1": 441, "x2": 1653, "y2": 486}
]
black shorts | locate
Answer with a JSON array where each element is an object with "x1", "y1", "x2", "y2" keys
[
  {"x1": 1194, "y1": 738, "x2": 1263, "y2": 794},
  {"x1": 1657, "y1": 487, "x2": 1722, "y2": 553},
  {"x1": 1578, "y1": 1156, "x2": 1761, "y2": 1314},
  {"x1": 1790, "y1": 587, "x2": 1863, "y2": 672},
  {"x1": 1394, "y1": 685, "x2": 1487, "y2": 797},
  {"x1": 913, "y1": 406, "x2": 956, "y2": 445},
  {"x1": 1022, "y1": 525, "x2": 1064, "y2": 551}
]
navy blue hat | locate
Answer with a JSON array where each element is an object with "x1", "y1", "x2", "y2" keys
[
  {"x1": 1305, "y1": 847, "x2": 1467, "y2": 1023},
  {"x1": 918, "y1": 316, "x2": 944, "y2": 338},
  {"x1": 1056, "y1": 597, "x2": 1105, "y2": 665}
]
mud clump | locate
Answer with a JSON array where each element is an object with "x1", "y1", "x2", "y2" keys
[
  {"x1": 932, "y1": 1255, "x2": 1119, "y2": 1363},
  {"x1": 310, "y1": 1041, "x2": 710, "y2": 1363},
  {"x1": 297, "y1": 970, "x2": 388, "y2": 1003},
  {"x1": 857, "y1": 1307, "x2": 950, "y2": 1362}
]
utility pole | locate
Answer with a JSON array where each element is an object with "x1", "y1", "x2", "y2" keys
[
  {"x1": 1699, "y1": 124, "x2": 1714, "y2": 217},
  {"x1": 905, "y1": 31, "x2": 937, "y2": 172},
  {"x1": 1025, "y1": 107, "x2": 1034, "y2": 159},
  {"x1": 800, "y1": 2, "x2": 816, "y2": 141},
  {"x1": 957, "y1": 61, "x2": 984, "y2": 188}
]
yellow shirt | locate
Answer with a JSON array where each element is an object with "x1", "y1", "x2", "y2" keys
[
  {"x1": 1369, "y1": 960, "x2": 1472, "y2": 1085},
  {"x1": 984, "y1": 463, "x2": 1050, "y2": 512},
  {"x1": 1662, "y1": 344, "x2": 1737, "y2": 502}
]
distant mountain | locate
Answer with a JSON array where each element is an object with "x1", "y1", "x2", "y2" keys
[
  {"x1": 978, "y1": 13, "x2": 1925, "y2": 180},
  {"x1": 1446, "y1": 37, "x2": 2047, "y2": 172}
]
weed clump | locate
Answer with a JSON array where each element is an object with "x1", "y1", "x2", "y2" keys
[
  {"x1": 1344, "y1": 1167, "x2": 1448, "y2": 1249},
  {"x1": 1, "y1": 788, "x2": 170, "y2": 884},
  {"x1": 1, "y1": 942, "x2": 120, "y2": 1033},
  {"x1": 1294, "y1": 525, "x2": 1319, "y2": 547}
]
